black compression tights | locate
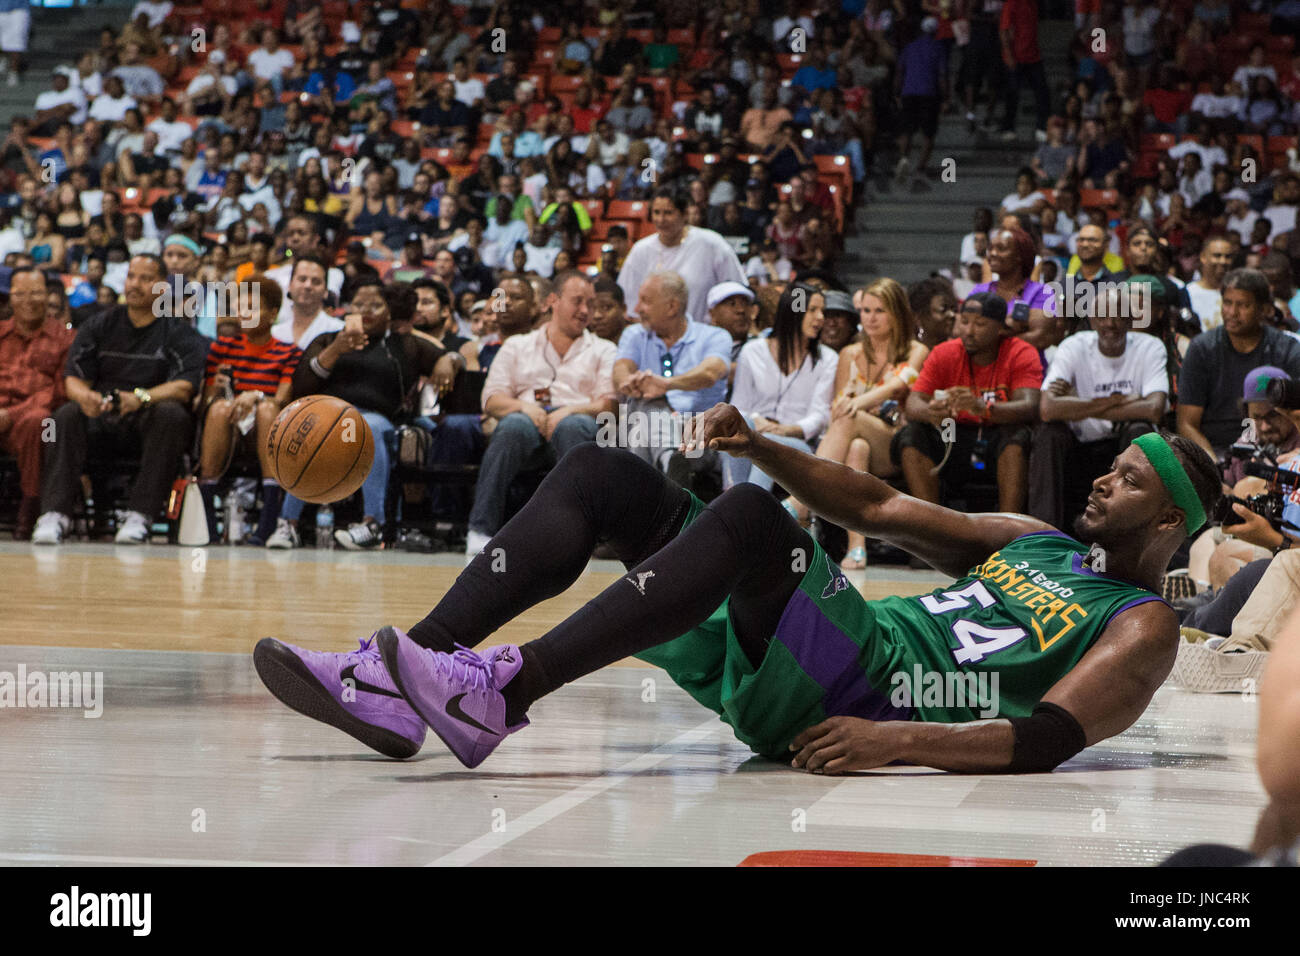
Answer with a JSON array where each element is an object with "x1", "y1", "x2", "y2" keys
[{"x1": 406, "y1": 444, "x2": 815, "y2": 716}]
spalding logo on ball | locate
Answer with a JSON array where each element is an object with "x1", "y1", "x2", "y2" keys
[{"x1": 266, "y1": 395, "x2": 374, "y2": 504}]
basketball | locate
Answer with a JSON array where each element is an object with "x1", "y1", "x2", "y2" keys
[{"x1": 265, "y1": 395, "x2": 374, "y2": 504}]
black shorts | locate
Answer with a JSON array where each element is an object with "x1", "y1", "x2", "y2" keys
[
  {"x1": 900, "y1": 95, "x2": 940, "y2": 139},
  {"x1": 890, "y1": 420, "x2": 1033, "y2": 487}
]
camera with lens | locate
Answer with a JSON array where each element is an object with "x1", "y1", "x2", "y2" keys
[
  {"x1": 1265, "y1": 377, "x2": 1300, "y2": 410},
  {"x1": 1218, "y1": 443, "x2": 1300, "y2": 531}
]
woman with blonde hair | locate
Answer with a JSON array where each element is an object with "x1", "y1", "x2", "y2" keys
[{"x1": 783, "y1": 278, "x2": 929, "y2": 568}]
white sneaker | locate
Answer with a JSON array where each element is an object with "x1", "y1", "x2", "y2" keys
[
  {"x1": 1169, "y1": 636, "x2": 1269, "y2": 694},
  {"x1": 893, "y1": 156, "x2": 911, "y2": 182},
  {"x1": 31, "y1": 511, "x2": 70, "y2": 545},
  {"x1": 114, "y1": 511, "x2": 150, "y2": 544},
  {"x1": 6, "y1": 73, "x2": 18, "y2": 88},
  {"x1": 335, "y1": 519, "x2": 383, "y2": 551},
  {"x1": 265, "y1": 518, "x2": 300, "y2": 549},
  {"x1": 465, "y1": 528, "x2": 491, "y2": 564}
]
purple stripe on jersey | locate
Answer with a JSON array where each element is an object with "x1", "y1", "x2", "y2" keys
[
  {"x1": 774, "y1": 590, "x2": 912, "y2": 721},
  {"x1": 1016, "y1": 529, "x2": 1077, "y2": 542},
  {"x1": 1102, "y1": 594, "x2": 1166, "y2": 629}
]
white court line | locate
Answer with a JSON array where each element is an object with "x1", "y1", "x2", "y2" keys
[
  {"x1": 0, "y1": 852, "x2": 313, "y2": 866},
  {"x1": 426, "y1": 717, "x2": 723, "y2": 867}
]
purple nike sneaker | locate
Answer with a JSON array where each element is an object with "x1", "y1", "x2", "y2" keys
[
  {"x1": 253, "y1": 632, "x2": 427, "y2": 759},
  {"x1": 376, "y1": 628, "x2": 528, "y2": 768}
]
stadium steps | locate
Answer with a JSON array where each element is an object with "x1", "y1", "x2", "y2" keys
[
  {"x1": 839, "y1": 17, "x2": 1077, "y2": 289},
  {"x1": 0, "y1": 4, "x2": 135, "y2": 127}
]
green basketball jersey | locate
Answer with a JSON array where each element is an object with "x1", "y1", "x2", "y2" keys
[{"x1": 861, "y1": 530, "x2": 1164, "y2": 722}]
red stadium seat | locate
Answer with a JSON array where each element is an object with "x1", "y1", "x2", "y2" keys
[
  {"x1": 606, "y1": 200, "x2": 650, "y2": 221},
  {"x1": 549, "y1": 74, "x2": 585, "y2": 92},
  {"x1": 627, "y1": 29, "x2": 653, "y2": 44},
  {"x1": 1079, "y1": 188, "x2": 1118, "y2": 209},
  {"x1": 580, "y1": 198, "x2": 604, "y2": 220},
  {"x1": 538, "y1": 26, "x2": 562, "y2": 44},
  {"x1": 667, "y1": 28, "x2": 694, "y2": 45},
  {"x1": 1267, "y1": 35, "x2": 1295, "y2": 55},
  {"x1": 1141, "y1": 133, "x2": 1176, "y2": 153}
]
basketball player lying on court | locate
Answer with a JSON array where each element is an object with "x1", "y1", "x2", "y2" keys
[{"x1": 254, "y1": 403, "x2": 1222, "y2": 774}]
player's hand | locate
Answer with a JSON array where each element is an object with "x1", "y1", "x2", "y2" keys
[
  {"x1": 682, "y1": 402, "x2": 755, "y2": 457},
  {"x1": 789, "y1": 716, "x2": 903, "y2": 774},
  {"x1": 1222, "y1": 502, "x2": 1284, "y2": 550}
]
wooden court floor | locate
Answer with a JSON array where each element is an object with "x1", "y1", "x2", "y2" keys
[{"x1": 0, "y1": 543, "x2": 1268, "y2": 866}]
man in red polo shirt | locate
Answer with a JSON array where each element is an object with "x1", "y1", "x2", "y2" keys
[
  {"x1": 893, "y1": 291, "x2": 1043, "y2": 513},
  {"x1": 0, "y1": 268, "x2": 74, "y2": 539},
  {"x1": 999, "y1": 0, "x2": 1052, "y2": 142}
]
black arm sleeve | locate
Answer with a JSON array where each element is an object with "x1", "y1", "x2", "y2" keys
[{"x1": 1004, "y1": 701, "x2": 1088, "y2": 773}]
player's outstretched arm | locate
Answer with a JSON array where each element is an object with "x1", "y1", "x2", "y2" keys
[
  {"x1": 790, "y1": 601, "x2": 1179, "y2": 775},
  {"x1": 686, "y1": 403, "x2": 1050, "y2": 578}
]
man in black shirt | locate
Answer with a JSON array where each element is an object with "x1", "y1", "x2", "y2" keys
[
  {"x1": 31, "y1": 254, "x2": 208, "y2": 545},
  {"x1": 417, "y1": 81, "x2": 472, "y2": 147},
  {"x1": 593, "y1": 22, "x2": 642, "y2": 77},
  {"x1": 1178, "y1": 268, "x2": 1300, "y2": 459},
  {"x1": 274, "y1": 280, "x2": 455, "y2": 551}
]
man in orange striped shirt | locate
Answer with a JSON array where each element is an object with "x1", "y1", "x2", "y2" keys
[{"x1": 198, "y1": 277, "x2": 301, "y2": 544}]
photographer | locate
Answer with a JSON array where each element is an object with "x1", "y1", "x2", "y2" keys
[{"x1": 1187, "y1": 368, "x2": 1300, "y2": 590}]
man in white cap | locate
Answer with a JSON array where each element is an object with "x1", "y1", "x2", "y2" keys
[
  {"x1": 1226, "y1": 188, "x2": 1258, "y2": 245},
  {"x1": 706, "y1": 280, "x2": 756, "y2": 400}
]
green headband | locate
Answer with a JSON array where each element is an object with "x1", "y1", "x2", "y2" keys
[{"x1": 1132, "y1": 433, "x2": 1206, "y2": 534}]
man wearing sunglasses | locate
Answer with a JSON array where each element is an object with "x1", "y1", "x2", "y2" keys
[{"x1": 612, "y1": 272, "x2": 732, "y2": 482}]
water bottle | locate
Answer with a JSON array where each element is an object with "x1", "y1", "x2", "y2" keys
[
  {"x1": 224, "y1": 492, "x2": 244, "y2": 544},
  {"x1": 315, "y1": 505, "x2": 335, "y2": 550},
  {"x1": 233, "y1": 477, "x2": 258, "y2": 539}
]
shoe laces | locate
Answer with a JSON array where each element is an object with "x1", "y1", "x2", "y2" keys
[
  {"x1": 345, "y1": 635, "x2": 382, "y2": 665},
  {"x1": 435, "y1": 644, "x2": 493, "y2": 691}
]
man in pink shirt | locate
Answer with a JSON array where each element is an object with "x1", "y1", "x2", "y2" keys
[{"x1": 465, "y1": 271, "x2": 619, "y2": 560}]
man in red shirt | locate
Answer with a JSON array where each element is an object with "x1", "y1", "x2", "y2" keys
[
  {"x1": 1142, "y1": 66, "x2": 1194, "y2": 135},
  {"x1": 0, "y1": 268, "x2": 74, "y2": 539},
  {"x1": 893, "y1": 291, "x2": 1043, "y2": 512},
  {"x1": 999, "y1": 0, "x2": 1052, "y2": 141}
]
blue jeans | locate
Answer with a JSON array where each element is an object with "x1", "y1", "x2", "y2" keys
[
  {"x1": 719, "y1": 416, "x2": 814, "y2": 491},
  {"x1": 467, "y1": 411, "x2": 598, "y2": 535},
  {"x1": 281, "y1": 410, "x2": 396, "y2": 522},
  {"x1": 428, "y1": 412, "x2": 488, "y2": 517}
]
